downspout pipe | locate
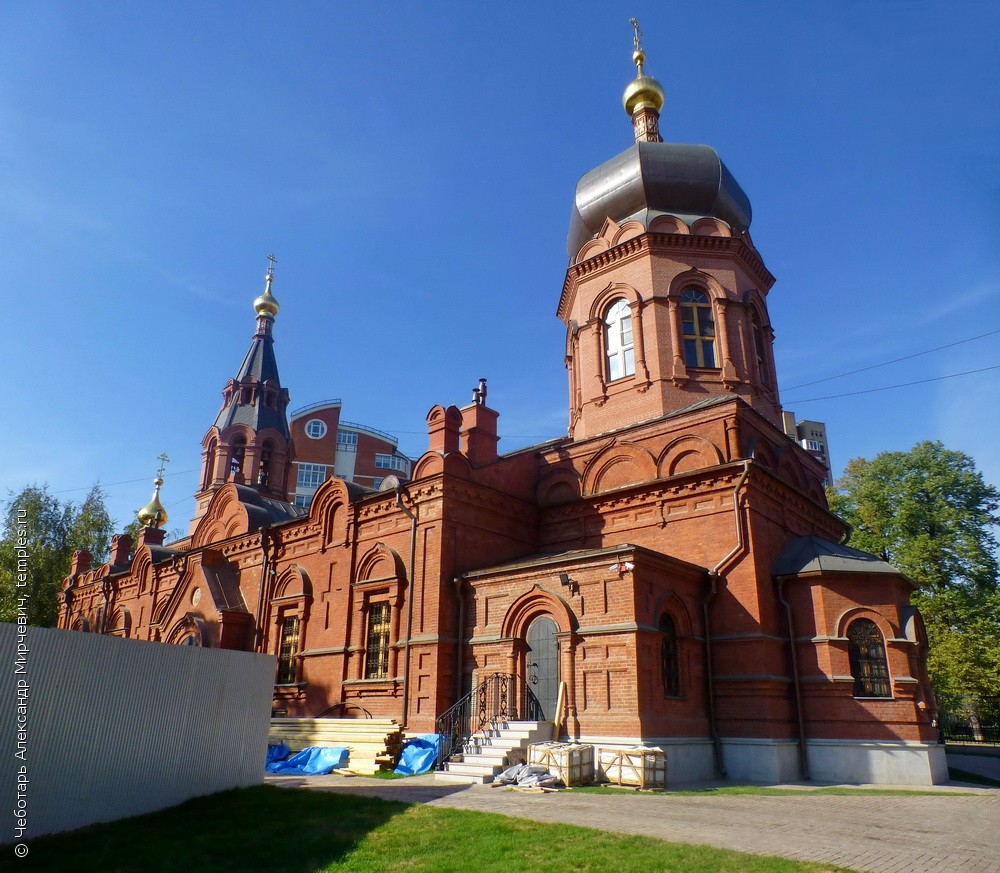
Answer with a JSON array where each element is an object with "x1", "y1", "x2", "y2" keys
[
  {"x1": 255, "y1": 526, "x2": 271, "y2": 651},
  {"x1": 704, "y1": 459, "x2": 752, "y2": 778},
  {"x1": 777, "y1": 577, "x2": 810, "y2": 779},
  {"x1": 453, "y1": 575, "x2": 466, "y2": 704},
  {"x1": 395, "y1": 485, "x2": 418, "y2": 730}
]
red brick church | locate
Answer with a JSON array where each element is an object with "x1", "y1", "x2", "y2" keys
[{"x1": 59, "y1": 39, "x2": 945, "y2": 784}]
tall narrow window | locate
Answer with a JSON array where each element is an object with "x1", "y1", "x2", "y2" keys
[
  {"x1": 680, "y1": 288, "x2": 717, "y2": 368},
  {"x1": 659, "y1": 614, "x2": 680, "y2": 697},
  {"x1": 365, "y1": 602, "x2": 391, "y2": 679},
  {"x1": 752, "y1": 317, "x2": 768, "y2": 386},
  {"x1": 258, "y1": 441, "x2": 273, "y2": 487},
  {"x1": 604, "y1": 299, "x2": 635, "y2": 381},
  {"x1": 230, "y1": 438, "x2": 246, "y2": 476},
  {"x1": 847, "y1": 618, "x2": 891, "y2": 698},
  {"x1": 276, "y1": 616, "x2": 300, "y2": 684}
]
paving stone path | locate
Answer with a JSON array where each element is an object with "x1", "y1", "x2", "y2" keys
[{"x1": 268, "y1": 773, "x2": 1000, "y2": 873}]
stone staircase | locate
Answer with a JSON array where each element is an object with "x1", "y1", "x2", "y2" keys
[{"x1": 435, "y1": 720, "x2": 550, "y2": 784}]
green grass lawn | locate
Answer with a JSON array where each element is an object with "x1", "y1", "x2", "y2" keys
[{"x1": 20, "y1": 785, "x2": 852, "y2": 873}]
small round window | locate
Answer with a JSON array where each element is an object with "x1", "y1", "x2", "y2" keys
[{"x1": 305, "y1": 419, "x2": 328, "y2": 439}]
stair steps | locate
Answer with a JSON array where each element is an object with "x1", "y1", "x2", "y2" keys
[{"x1": 435, "y1": 720, "x2": 550, "y2": 784}]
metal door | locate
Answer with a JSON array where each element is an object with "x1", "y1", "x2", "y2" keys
[{"x1": 526, "y1": 616, "x2": 560, "y2": 720}]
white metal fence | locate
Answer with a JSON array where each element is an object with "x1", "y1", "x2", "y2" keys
[{"x1": 2, "y1": 623, "x2": 276, "y2": 844}]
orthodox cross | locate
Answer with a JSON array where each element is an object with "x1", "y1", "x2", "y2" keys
[
  {"x1": 155, "y1": 453, "x2": 170, "y2": 479},
  {"x1": 266, "y1": 252, "x2": 277, "y2": 278},
  {"x1": 630, "y1": 17, "x2": 642, "y2": 54}
]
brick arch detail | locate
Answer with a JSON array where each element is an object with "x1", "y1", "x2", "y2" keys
[
  {"x1": 657, "y1": 435, "x2": 724, "y2": 478},
  {"x1": 166, "y1": 612, "x2": 208, "y2": 646},
  {"x1": 587, "y1": 282, "x2": 644, "y2": 323},
  {"x1": 274, "y1": 564, "x2": 313, "y2": 599},
  {"x1": 835, "y1": 607, "x2": 898, "y2": 641},
  {"x1": 651, "y1": 591, "x2": 695, "y2": 636},
  {"x1": 501, "y1": 585, "x2": 577, "y2": 640},
  {"x1": 582, "y1": 440, "x2": 657, "y2": 496},
  {"x1": 356, "y1": 542, "x2": 407, "y2": 585},
  {"x1": 536, "y1": 468, "x2": 582, "y2": 505},
  {"x1": 667, "y1": 267, "x2": 728, "y2": 302}
]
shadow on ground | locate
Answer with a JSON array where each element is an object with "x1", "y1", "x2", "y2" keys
[{"x1": 21, "y1": 779, "x2": 469, "y2": 873}]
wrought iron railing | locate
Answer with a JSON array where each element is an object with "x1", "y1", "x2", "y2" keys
[
  {"x1": 435, "y1": 673, "x2": 544, "y2": 765},
  {"x1": 940, "y1": 697, "x2": 1000, "y2": 744}
]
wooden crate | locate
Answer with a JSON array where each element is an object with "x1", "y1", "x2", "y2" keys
[
  {"x1": 598, "y1": 746, "x2": 667, "y2": 788},
  {"x1": 527, "y1": 742, "x2": 595, "y2": 786}
]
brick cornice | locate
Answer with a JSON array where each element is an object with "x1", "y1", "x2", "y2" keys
[{"x1": 558, "y1": 232, "x2": 775, "y2": 321}]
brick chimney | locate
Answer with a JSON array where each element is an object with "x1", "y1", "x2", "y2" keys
[
  {"x1": 427, "y1": 405, "x2": 462, "y2": 454},
  {"x1": 69, "y1": 550, "x2": 92, "y2": 576},
  {"x1": 108, "y1": 534, "x2": 134, "y2": 567},
  {"x1": 460, "y1": 403, "x2": 499, "y2": 465}
]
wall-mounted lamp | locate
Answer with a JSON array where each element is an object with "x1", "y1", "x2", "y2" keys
[{"x1": 558, "y1": 572, "x2": 578, "y2": 594}]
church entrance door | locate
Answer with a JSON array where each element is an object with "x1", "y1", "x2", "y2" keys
[{"x1": 525, "y1": 616, "x2": 559, "y2": 720}]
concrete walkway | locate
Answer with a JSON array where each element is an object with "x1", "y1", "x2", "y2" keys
[{"x1": 267, "y1": 773, "x2": 1000, "y2": 873}]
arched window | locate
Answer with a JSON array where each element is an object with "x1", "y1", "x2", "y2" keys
[
  {"x1": 659, "y1": 613, "x2": 680, "y2": 697},
  {"x1": 680, "y1": 288, "x2": 716, "y2": 368},
  {"x1": 365, "y1": 601, "x2": 392, "y2": 679},
  {"x1": 202, "y1": 439, "x2": 217, "y2": 490},
  {"x1": 604, "y1": 299, "x2": 635, "y2": 381},
  {"x1": 847, "y1": 618, "x2": 891, "y2": 698},
  {"x1": 230, "y1": 437, "x2": 246, "y2": 476},
  {"x1": 276, "y1": 616, "x2": 300, "y2": 684},
  {"x1": 258, "y1": 440, "x2": 274, "y2": 487}
]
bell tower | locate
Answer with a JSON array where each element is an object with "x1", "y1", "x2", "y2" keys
[
  {"x1": 190, "y1": 256, "x2": 294, "y2": 532},
  {"x1": 560, "y1": 24, "x2": 782, "y2": 441}
]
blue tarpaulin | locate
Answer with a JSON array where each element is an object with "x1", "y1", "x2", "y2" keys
[
  {"x1": 266, "y1": 746, "x2": 349, "y2": 775},
  {"x1": 394, "y1": 734, "x2": 443, "y2": 776},
  {"x1": 266, "y1": 742, "x2": 290, "y2": 766}
]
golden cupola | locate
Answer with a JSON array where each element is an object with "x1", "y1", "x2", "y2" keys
[
  {"x1": 253, "y1": 264, "x2": 280, "y2": 318},
  {"x1": 137, "y1": 475, "x2": 168, "y2": 530}
]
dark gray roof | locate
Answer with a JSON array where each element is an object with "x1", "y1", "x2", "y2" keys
[
  {"x1": 230, "y1": 484, "x2": 306, "y2": 528},
  {"x1": 774, "y1": 536, "x2": 901, "y2": 578},
  {"x1": 213, "y1": 327, "x2": 290, "y2": 438},
  {"x1": 568, "y1": 141, "x2": 752, "y2": 258}
]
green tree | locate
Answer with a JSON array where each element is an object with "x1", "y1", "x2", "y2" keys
[
  {"x1": 829, "y1": 441, "x2": 1000, "y2": 719},
  {"x1": 0, "y1": 484, "x2": 116, "y2": 627}
]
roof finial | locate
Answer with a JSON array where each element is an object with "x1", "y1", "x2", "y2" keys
[
  {"x1": 623, "y1": 18, "x2": 665, "y2": 143},
  {"x1": 630, "y1": 17, "x2": 645, "y2": 76},
  {"x1": 254, "y1": 253, "x2": 280, "y2": 319},
  {"x1": 137, "y1": 455, "x2": 170, "y2": 530}
]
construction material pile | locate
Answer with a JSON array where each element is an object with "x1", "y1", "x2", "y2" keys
[
  {"x1": 492, "y1": 762, "x2": 561, "y2": 789},
  {"x1": 268, "y1": 718, "x2": 403, "y2": 775}
]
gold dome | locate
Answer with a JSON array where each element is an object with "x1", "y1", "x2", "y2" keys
[
  {"x1": 137, "y1": 476, "x2": 168, "y2": 529},
  {"x1": 254, "y1": 277, "x2": 280, "y2": 318},
  {"x1": 623, "y1": 50, "x2": 665, "y2": 116}
]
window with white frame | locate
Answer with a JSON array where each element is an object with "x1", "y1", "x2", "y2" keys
[
  {"x1": 604, "y1": 299, "x2": 635, "y2": 381},
  {"x1": 375, "y1": 453, "x2": 410, "y2": 473},
  {"x1": 337, "y1": 430, "x2": 358, "y2": 452},
  {"x1": 296, "y1": 463, "x2": 326, "y2": 489},
  {"x1": 305, "y1": 419, "x2": 327, "y2": 439}
]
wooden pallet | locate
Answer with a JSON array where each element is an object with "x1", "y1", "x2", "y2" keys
[{"x1": 269, "y1": 717, "x2": 403, "y2": 775}]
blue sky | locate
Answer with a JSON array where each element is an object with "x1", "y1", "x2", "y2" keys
[{"x1": 3, "y1": 1, "x2": 998, "y2": 534}]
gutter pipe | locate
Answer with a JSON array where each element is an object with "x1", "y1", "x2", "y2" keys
[
  {"x1": 704, "y1": 459, "x2": 752, "y2": 777},
  {"x1": 777, "y1": 577, "x2": 810, "y2": 779},
  {"x1": 395, "y1": 485, "x2": 418, "y2": 730}
]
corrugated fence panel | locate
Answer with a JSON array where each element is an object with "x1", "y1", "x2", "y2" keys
[{"x1": 2, "y1": 624, "x2": 276, "y2": 843}]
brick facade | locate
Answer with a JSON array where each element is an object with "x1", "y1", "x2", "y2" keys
[{"x1": 57, "y1": 60, "x2": 944, "y2": 784}]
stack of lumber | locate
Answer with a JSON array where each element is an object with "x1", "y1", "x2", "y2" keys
[{"x1": 269, "y1": 718, "x2": 403, "y2": 775}]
